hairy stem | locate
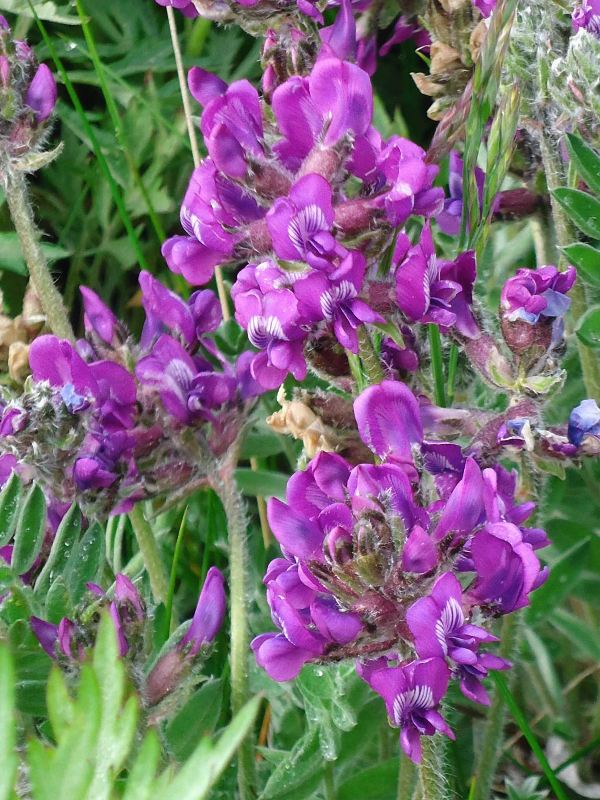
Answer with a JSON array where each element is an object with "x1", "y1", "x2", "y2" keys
[
  {"x1": 473, "y1": 612, "x2": 522, "y2": 800},
  {"x1": 213, "y1": 470, "x2": 256, "y2": 799},
  {"x1": 165, "y1": 6, "x2": 231, "y2": 322},
  {"x1": 128, "y1": 504, "x2": 169, "y2": 605},
  {"x1": 419, "y1": 735, "x2": 450, "y2": 800},
  {"x1": 4, "y1": 171, "x2": 74, "y2": 341},
  {"x1": 538, "y1": 129, "x2": 600, "y2": 399},
  {"x1": 358, "y1": 327, "x2": 384, "y2": 385}
]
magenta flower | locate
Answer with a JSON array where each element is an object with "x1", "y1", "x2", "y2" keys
[
  {"x1": 267, "y1": 174, "x2": 341, "y2": 270},
  {"x1": 294, "y1": 251, "x2": 383, "y2": 352},
  {"x1": 357, "y1": 657, "x2": 454, "y2": 762},
  {"x1": 407, "y1": 573, "x2": 509, "y2": 705},
  {"x1": 80, "y1": 287, "x2": 120, "y2": 347},
  {"x1": 234, "y1": 288, "x2": 308, "y2": 389},
  {"x1": 24, "y1": 63, "x2": 57, "y2": 124},
  {"x1": 572, "y1": 0, "x2": 600, "y2": 32},
  {"x1": 394, "y1": 226, "x2": 478, "y2": 337},
  {"x1": 179, "y1": 566, "x2": 227, "y2": 654},
  {"x1": 501, "y1": 265, "x2": 576, "y2": 324},
  {"x1": 154, "y1": 0, "x2": 198, "y2": 17},
  {"x1": 469, "y1": 522, "x2": 547, "y2": 613}
]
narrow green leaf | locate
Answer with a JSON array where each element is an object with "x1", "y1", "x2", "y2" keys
[
  {"x1": 259, "y1": 728, "x2": 324, "y2": 800},
  {"x1": 64, "y1": 522, "x2": 104, "y2": 603},
  {"x1": 0, "y1": 472, "x2": 22, "y2": 547},
  {"x1": 562, "y1": 242, "x2": 600, "y2": 285},
  {"x1": 34, "y1": 504, "x2": 82, "y2": 596},
  {"x1": 338, "y1": 758, "x2": 399, "y2": 800},
  {"x1": 552, "y1": 188, "x2": 600, "y2": 239},
  {"x1": 566, "y1": 134, "x2": 600, "y2": 196},
  {"x1": 575, "y1": 304, "x2": 600, "y2": 349},
  {"x1": 166, "y1": 679, "x2": 224, "y2": 761},
  {"x1": 164, "y1": 695, "x2": 262, "y2": 800},
  {"x1": 551, "y1": 608, "x2": 600, "y2": 661},
  {"x1": 122, "y1": 731, "x2": 161, "y2": 800},
  {"x1": 11, "y1": 485, "x2": 47, "y2": 575},
  {"x1": 492, "y1": 673, "x2": 568, "y2": 800},
  {"x1": 0, "y1": 644, "x2": 17, "y2": 800}
]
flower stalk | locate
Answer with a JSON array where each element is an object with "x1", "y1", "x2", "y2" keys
[
  {"x1": 128, "y1": 503, "x2": 169, "y2": 606},
  {"x1": 419, "y1": 735, "x2": 450, "y2": 800},
  {"x1": 4, "y1": 170, "x2": 74, "y2": 342},
  {"x1": 212, "y1": 469, "x2": 255, "y2": 799}
]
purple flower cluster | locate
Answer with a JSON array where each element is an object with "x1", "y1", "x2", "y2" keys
[
  {"x1": 253, "y1": 381, "x2": 548, "y2": 761},
  {"x1": 0, "y1": 273, "x2": 263, "y2": 514},
  {"x1": 158, "y1": 35, "x2": 452, "y2": 387}
]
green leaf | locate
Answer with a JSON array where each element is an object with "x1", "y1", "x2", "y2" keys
[
  {"x1": 235, "y1": 468, "x2": 288, "y2": 499},
  {"x1": 566, "y1": 134, "x2": 600, "y2": 196},
  {"x1": 0, "y1": 472, "x2": 22, "y2": 547},
  {"x1": 562, "y1": 243, "x2": 600, "y2": 286},
  {"x1": 575, "y1": 304, "x2": 600, "y2": 348},
  {"x1": 338, "y1": 758, "x2": 400, "y2": 800},
  {"x1": 492, "y1": 673, "x2": 568, "y2": 800},
  {"x1": 527, "y1": 537, "x2": 590, "y2": 622},
  {"x1": 259, "y1": 728, "x2": 324, "y2": 800},
  {"x1": 34, "y1": 504, "x2": 82, "y2": 597},
  {"x1": 163, "y1": 695, "x2": 262, "y2": 800},
  {"x1": 552, "y1": 188, "x2": 600, "y2": 239},
  {"x1": 0, "y1": 233, "x2": 71, "y2": 276},
  {"x1": 0, "y1": 643, "x2": 17, "y2": 800},
  {"x1": 121, "y1": 731, "x2": 161, "y2": 800},
  {"x1": 550, "y1": 608, "x2": 600, "y2": 661},
  {"x1": 11, "y1": 484, "x2": 47, "y2": 575},
  {"x1": 165, "y1": 679, "x2": 224, "y2": 761},
  {"x1": 64, "y1": 522, "x2": 104, "y2": 603},
  {"x1": 0, "y1": 0, "x2": 80, "y2": 23}
]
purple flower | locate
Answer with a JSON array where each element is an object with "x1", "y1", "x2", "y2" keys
[
  {"x1": 30, "y1": 616, "x2": 79, "y2": 660},
  {"x1": 319, "y1": 0, "x2": 357, "y2": 61},
  {"x1": 433, "y1": 457, "x2": 485, "y2": 543},
  {"x1": 234, "y1": 289, "x2": 307, "y2": 389},
  {"x1": 80, "y1": 287, "x2": 119, "y2": 346},
  {"x1": 376, "y1": 139, "x2": 444, "y2": 226},
  {"x1": 353, "y1": 379, "x2": 423, "y2": 467},
  {"x1": 572, "y1": 0, "x2": 600, "y2": 32},
  {"x1": 162, "y1": 160, "x2": 264, "y2": 284},
  {"x1": 501, "y1": 265, "x2": 577, "y2": 324},
  {"x1": 407, "y1": 573, "x2": 509, "y2": 705},
  {"x1": 394, "y1": 227, "x2": 477, "y2": 336},
  {"x1": 357, "y1": 657, "x2": 454, "y2": 762},
  {"x1": 188, "y1": 69, "x2": 264, "y2": 179},
  {"x1": 379, "y1": 17, "x2": 430, "y2": 57},
  {"x1": 24, "y1": 62, "x2": 57, "y2": 124},
  {"x1": 469, "y1": 522, "x2": 546, "y2": 613},
  {"x1": 436, "y1": 152, "x2": 485, "y2": 236},
  {"x1": 154, "y1": 0, "x2": 198, "y2": 17},
  {"x1": 136, "y1": 334, "x2": 199, "y2": 423},
  {"x1": 294, "y1": 251, "x2": 383, "y2": 352},
  {"x1": 267, "y1": 174, "x2": 341, "y2": 270},
  {"x1": 179, "y1": 566, "x2": 227, "y2": 655},
  {"x1": 473, "y1": 0, "x2": 496, "y2": 16},
  {"x1": 568, "y1": 398, "x2": 600, "y2": 446},
  {"x1": 272, "y1": 57, "x2": 373, "y2": 171}
]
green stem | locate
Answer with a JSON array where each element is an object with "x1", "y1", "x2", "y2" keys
[
  {"x1": 323, "y1": 762, "x2": 336, "y2": 800},
  {"x1": 397, "y1": 752, "x2": 418, "y2": 800},
  {"x1": 3, "y1": 171, "x2": 74, "y2": 341},
  {"x1": 473, "y1": 613, "x2": 522, "y2": 800},
  {"x1": 213, "y1": 471, "x2": 255, "y2": 799},
  {"x1": 165, "y1": 507, "x2": 188, "y2": 639},
  {"x1": 358, "y1": 327, "x2": 385, "y2": 385},
  {"x1": 128, "y1": 504, "x2": 169, "y2": 605},
  {"x1": 419, "y1": 735, "x2": 450, "y2": 800},
  {"x1": 538, "y1": 129, "x2": 600, "y2": 399},
  {"x1": 446, "y1": 344, "x2": 459, "y2": 406},
  {"x1": 428, "y1": 325, "x2": 446, "y2": 407}
]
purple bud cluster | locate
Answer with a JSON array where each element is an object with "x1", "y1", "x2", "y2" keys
[
  {"x1": 31, "y1": 567, "x2": 226, "y2": 705},
  {"x1": 0, "y1": 16, "x2": 57, "y2": 160},
  {"x1": 253, "y1": 381, "x2": 548, "y2": 762}
]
